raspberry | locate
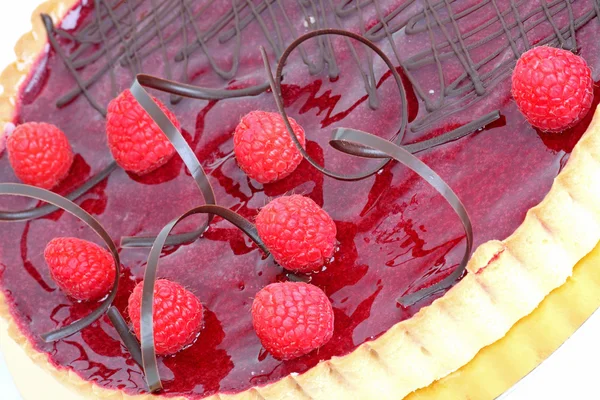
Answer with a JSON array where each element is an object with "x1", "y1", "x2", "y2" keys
[
  {"x1": 252, "y1": 282, "x2": 334, "y2": 360},
  {"x1": 44, "y1": 237, "x2": 116, "y2": 301},
  {"x1": 106, "y1": 89, "x2": 179, "y2": 174},
  {"x1": 511, "y1": 46, "x2": 593, "y2": 132},
  {"x1": 255, "y1": 195, "x2": 337, "y2": 272},
  {"x1": 7, "y1": 122, "x2": 74, "y2": 189},
  {"x1": 233, "y1": 110, "x2": 306, "y2": 184},
  {"x1": 128, "y1": 279, "x2": 203, "y2": 355}
]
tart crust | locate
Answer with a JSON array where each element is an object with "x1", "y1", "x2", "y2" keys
[{"x1": 2, "y1": 1, "x2": 600, "y2": 399}]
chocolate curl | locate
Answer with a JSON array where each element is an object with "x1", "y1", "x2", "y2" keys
[
  {"x1": 121, "y1": 79, "x2": 217, "y2": 248},
  {"x1": 122, "y1": 74, "x2": 270, "y2": 248},
  {"x1": 141, "y1": 205, "x2": 268, "y2": 392},
  {"x1": 329, "y1": 129, "x2": 473, "y2": 306},
  {"x1": 0, "y1": 183, "x2": 141, "y2": 364},
  {"x1": 264, "y1": 28, "x2": 409, "y2": 180},
  {"x1": 260, "y1": 30, "x2": 488, "y2": 306},
  {"x1": 0, "y1": 162, "x2": 117, "y2": 221}
]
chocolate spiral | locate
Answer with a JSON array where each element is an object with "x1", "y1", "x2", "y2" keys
[{"x1": 122, "y1": 73, "x2": 272, "y2": 248}]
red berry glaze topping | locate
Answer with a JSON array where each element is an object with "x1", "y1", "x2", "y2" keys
[
  {"x1": 256, "y1": 195, "x2": 337, "y2": 272},
  {"x1": 44, "y1": 237, "x2": 116, "y2": 301},
  {"x1": 128, "y1": 279, "x2": 204, "y2": 356},
  {"x1": 7, "y1": 122, "x2": 73, "y2": 189},
  {"x1": 233, "y1": 110, "x2": 306, "y2": 184},
  {"x1": 251, "y1": 282, "x2": 334, "y2": 360},
  {"x1": 511, "y1": 46, "x2": 593, "y2": 132},
  {"x1": 106, "y1": 89, "x2": 179, "y2": 174}
]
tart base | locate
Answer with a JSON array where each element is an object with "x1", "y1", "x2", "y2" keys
[{"x1": 2, "y1": 1, "x2": 600, "y2": 399}]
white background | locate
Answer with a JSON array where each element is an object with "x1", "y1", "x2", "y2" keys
[{"x1": 0, "y1": 1, "x2": 599, "y2": 399}]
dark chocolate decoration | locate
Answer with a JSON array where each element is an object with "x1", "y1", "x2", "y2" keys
[
  {"x1": 120, "y1": 73, "x2": 274, "y2": 248},
  {"x1": 42, "y1": 14, "x2": 108, "y2": 117},
  {"x1": 403, "y1": 110, "x2": 500, "y2": 155},
  {"x1": 136, "y1": 73, "x2": 269, "y2": 100},
  {"x1": 329, "y1": 128, "x2": 472, "y2": 306},
  {"x1": 106, "y1": 306, "x2": 143, "y2": 367},
  {"x1": 140, "y1": 204, "x2": 269, "y2": 392},
  {"x1": 121, "y1": 78, "x2": 217, "y2": 248},
  {"x1": 264, "y1": 29, "x2": 409, "y2": 180},
  {"x1": 0, "y1": 183, "x2": 122, "y2": 341},
  {"x1": 261, "y1": 30, "x2": 477, "y2": 305},
  {"x1": 0, "y1": 161, "x2": 117, "y2": 221}
]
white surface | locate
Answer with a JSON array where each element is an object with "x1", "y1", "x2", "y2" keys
[{"x1": 0, "y1": 1, "x2": 599, "y2": 399}]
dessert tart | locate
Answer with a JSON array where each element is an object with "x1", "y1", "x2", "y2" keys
[{"x1": 2, "y1": 0, "x2": 600, "y2": 399}]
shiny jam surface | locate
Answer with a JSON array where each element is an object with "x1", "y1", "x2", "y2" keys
[{"x1": 1, "y1": 0, "x2": 599, "y2": 398}]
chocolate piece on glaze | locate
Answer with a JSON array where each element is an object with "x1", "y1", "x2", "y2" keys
[
  {"x1": 120, "y1": 78, "x2": 217, "y2": 248},
  {"x1": 141, "y1": 204, "x2": 269, "y2": 392},
  {"x1": 136, "y1": 73, "x2": 269, "y2": 101},
  {"x1": 0, "y1": 161, "x2": 117, "y2": 221},
  {"x1": 0, "y1": 183, "x2": 123, "y2": 341},
  {"x1": 328, "y1": 128, "x2": 472, "y2": 305},
  {"x1": 266, "y1": 29, "x2": 409, "y2": 181},
  {"x1": 106, "y1": 306, "x2": 143, "y2": 367}
]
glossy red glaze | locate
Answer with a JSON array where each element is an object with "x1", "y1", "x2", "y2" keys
[{"x1": 1, "y1": 1, "x2": 599, "y2": 398}]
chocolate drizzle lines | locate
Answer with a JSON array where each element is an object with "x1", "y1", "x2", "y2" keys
[
  {"x1": 43, "y1": 0, "x2": 597, "y2": 132},
  {"x1": 42, "y1": 14, "x2": 107, "y2": 116}
]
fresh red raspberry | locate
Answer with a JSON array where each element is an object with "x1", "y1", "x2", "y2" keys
[
  {"x1": 44, "y1": 237, "x2": 116, "y2": 301},
  {"x1": 252, "y1": 282, "x2": 334, "y2": 360},
  {"x1": 106, "y1": 89, "x2": 179, "y2": 175},
  {"x1": 511, "y1": 46, "x2": 593, "y2": 132},
  {"x1": 255, "y1": 195, "x2": 336, "y2": 272},
  {"x1": 128, "y1": 279, "x2": 203, "y2": 355},
  {"x1": 7, "y1": 122, "x2": 74, "y2": 189},
  {"x1": 233, "y1": 110, "x2": 306, "y2": 184}
]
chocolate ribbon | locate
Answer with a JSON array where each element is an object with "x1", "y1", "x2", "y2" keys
[
  {"x1": 0, "y1": 162, "x2": 117, "y2": 221},
  {"x1": 266, "y1": 29, "x2": 409, "y2": 180},
  {"x1": 0, "y1": 183, "x2": 140, "y2": 364},
  {"x1": 121, "y1": 78, "x2": 217, "y2": 248},
  {"x1": 122, "y1": 73, "x2": 270, "y2": 248},
  {"x1": 329, "y1": 129, "x2": 473, "y2": 305},
  {"x1": 260, "y1": 29, "x2": 484, "y2": 305},
  {"x1": 140, "y1": 204, "x2": 268, "y2": 392}
]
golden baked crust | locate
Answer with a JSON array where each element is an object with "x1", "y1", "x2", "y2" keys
[{"x1": 1, "y1": 1, "x2": 600, "y2": 399}]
